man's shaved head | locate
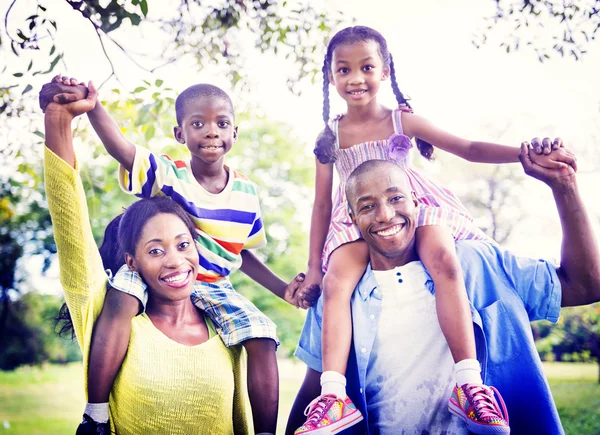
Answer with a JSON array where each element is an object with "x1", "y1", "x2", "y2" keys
[{"x1": 345, "y1": 160, "x2": 411, "y2": 214}]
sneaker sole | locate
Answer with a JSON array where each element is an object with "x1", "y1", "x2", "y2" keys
[
  {"x1": 297, "y1": 411, "x2": 364, "y2": 435},
  {"x1": 448, "y1": 402, "x2": 510, "y2": 435}
]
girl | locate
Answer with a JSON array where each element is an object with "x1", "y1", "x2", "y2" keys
[
  {"x1": 44, "y1": 90, "x2": 252, "y2": 433},
  {"x1": 295, "y1": 26, "x2": 571, "y2": 435}
]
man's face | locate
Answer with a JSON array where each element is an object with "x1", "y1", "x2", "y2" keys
[{"x1": 349, "y1": 167, "x2": 418, "y2": 270}]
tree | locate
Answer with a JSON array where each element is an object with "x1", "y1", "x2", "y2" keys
[
  {"x1": 534, "y1": 304, "x2": 600, "y2": 383},
  {"x1": 476, "y1": 0, "x2": 600, "y2": 61},
  {"x1": 1, "y1": 0, "x2": 344, "y2": 95}
]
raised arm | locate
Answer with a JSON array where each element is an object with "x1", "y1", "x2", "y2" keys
[
  {"x1": 43, "y1": 91, "x2": 109, "y2": 347},
  {"x1": 39, "y1": 76, "x2": 136, "y2": 171},
  {"x1": 518, "y1": 143, "x2": 600, "y2": 306}
]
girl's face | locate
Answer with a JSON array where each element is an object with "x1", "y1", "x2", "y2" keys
[
  {"x1": 125, "y1": 213, "x2": 199, "y2": 303},
  {"x1": 329, "y1": 40, "x2": 389, "y2": 109}
]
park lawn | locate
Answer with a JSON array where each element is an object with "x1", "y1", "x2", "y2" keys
[
  {"x1": 543, "y1": 362, "x2": 600, "y2": 434},
  {"x1": 0, "y1": 361, "x2": 598, "y2": 434}
]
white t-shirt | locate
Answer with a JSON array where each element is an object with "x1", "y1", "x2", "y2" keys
[{"x1": 367, "y1": 261, "x2": 467, "y2": 435}]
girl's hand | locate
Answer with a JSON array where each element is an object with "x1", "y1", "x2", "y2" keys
[
  {"x1": 283, "y1": 273, "x2": 306, "y2": 307},
  {"x1": 296, "y1": 283, "x2": 321, "y2": 309},
  {"x1": 294, "y1": 267, "x2": 323, "y2": 309},
  {"x1": 44, "y1": 80, "x2": 98, "y2": 119},
  {"x1": 526, "y1": 137, "x2": 577, "y2": 172},
  {"x1": 529, "y1": 136, "x2": 563, "y2": 155}
]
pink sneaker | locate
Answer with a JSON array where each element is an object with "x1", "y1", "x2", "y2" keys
[
  {"x1": 294, "y1": 394, "x2": 363, "y2": 435},
  {"x1": 448, "y1": 383, "x2": 510, "y2": 434}
]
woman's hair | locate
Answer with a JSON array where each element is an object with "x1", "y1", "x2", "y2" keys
[
  {"x1": 314, "y1": 26, "x2": 435, "y2": 164},
  {"x1": 117, "y1": 196, "x2": 197, "y2": 259},
  {"x1": 56, "y1": 197, "x2": 197, "y2": 339},
  {"x1": 56, "y1": 213, "x2": 125, "y2": 339}
]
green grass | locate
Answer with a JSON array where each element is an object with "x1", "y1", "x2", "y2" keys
[
  {"x1": 0, "y1": 361, "x2": 598, "y2": 434},
  {"x1": 543, "y1": 362, "x2": 600, "y2": 434}
]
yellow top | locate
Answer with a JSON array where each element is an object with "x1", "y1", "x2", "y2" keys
[{"x1": 44, "y1": 146, "x2": 252, "y2": 434}]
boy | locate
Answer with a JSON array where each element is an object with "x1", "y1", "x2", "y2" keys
[{"x1": 40, "y1": 76, "x2": 318, "y2": 435}]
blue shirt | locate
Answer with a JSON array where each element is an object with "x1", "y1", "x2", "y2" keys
[{"x1": 296, "y1": 240, "x2": 564, "y2": 435}]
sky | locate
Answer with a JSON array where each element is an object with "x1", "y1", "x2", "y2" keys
[{"x1": 3, "y1": 0, "x2": 600, "y2": 293}]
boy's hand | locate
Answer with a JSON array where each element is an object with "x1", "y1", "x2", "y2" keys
[
  {"x1": 39, "y1": 75, "x2": 89, "y2": 113},
  {"x1": 527, "y1": 137, "x2": 577, "y2": 172},
  {"x1": 44, "y1": 80, "x2": 98, "y2": 119}
]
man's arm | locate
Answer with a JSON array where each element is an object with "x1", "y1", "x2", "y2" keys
[{"x1": 519, "y1": 143, "x2": 600, "y2": 306}]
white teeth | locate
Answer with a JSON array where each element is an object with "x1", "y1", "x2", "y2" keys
[
  {"x1": 376, "y1": 224, "x2": 403, "y2": 236},
  {"x1": 349, "y1": 90, "x2": 366, "y2": 95},
  {"x1": 163, "y1": 272, "x2": 188, "y2": 283}
]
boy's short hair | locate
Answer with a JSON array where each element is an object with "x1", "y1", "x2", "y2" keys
[{"x1": 175, "y1": 84, "x2": 234, "y2": 125}]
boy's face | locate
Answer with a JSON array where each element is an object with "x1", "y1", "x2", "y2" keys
[{"x1": 174, "y1": 97, "x2": 237, "y2": 166}]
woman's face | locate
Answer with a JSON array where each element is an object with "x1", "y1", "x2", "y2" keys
[{"x1": 125, "y1": 213, "x2": 198, "y2": 303}]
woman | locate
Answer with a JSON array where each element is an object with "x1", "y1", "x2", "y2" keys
[{"x1": 44, "y1": 84, "x2": 251, "y2": 434}]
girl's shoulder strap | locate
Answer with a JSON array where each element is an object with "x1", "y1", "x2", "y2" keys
[
  {"x1": 329, "y1": 113, "x2": 344, "y2": 150},
  {"x1": 393, "y1": 105, "x2": 413, "y2": 135}
]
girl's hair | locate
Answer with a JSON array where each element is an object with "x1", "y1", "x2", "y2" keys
[
  {"x1": 314, "y1": 26, "x2": 435, "y2": 164},
  {"x1": 56, "y1": 197, "x2": 197, "y2": 339}
]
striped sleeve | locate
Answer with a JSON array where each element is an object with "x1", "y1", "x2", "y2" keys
[{"x1": 119, "y1": 145, "x2": 187, "y2": 198}]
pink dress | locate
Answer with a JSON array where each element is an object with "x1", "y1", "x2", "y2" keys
[{"x1": 322, "y1": 109, "x2": 490, "y2": 271}]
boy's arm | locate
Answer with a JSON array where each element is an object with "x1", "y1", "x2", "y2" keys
[
  {"x1": 38, "y1": 77, "x2": 136, "y2": 172},
  {"x1": 87, "y1": 101, "x2": 136, "y2": 172},
  {"x1": 239, "y1": 250, "x2": 315, "y2": 307}
]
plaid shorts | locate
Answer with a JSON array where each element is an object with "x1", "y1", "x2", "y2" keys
[{"x1": 108, "y1": 264, "x2": 279, "y2": 347}]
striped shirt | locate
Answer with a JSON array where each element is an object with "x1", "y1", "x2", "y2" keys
[
  {"x1": 119, "y1": 146, "x2": 267, "y2": 282},
  {"x1": 322, "y1": 109, "x2": 489, "y2": 271}
]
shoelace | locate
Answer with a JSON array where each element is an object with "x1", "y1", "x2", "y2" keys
[
  {"x1": 303, "y1": 394, "x2": 338, "y2": 425},
  {"x1": 465, "y1": 385, "x2": 509, "y2": 424}
]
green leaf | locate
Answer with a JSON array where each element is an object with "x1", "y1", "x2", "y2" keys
[
  {"x1": 13, "y1": 72, "x2": 23, "y2": 77},
  {"x1": 27, "y1": 60, "x2": 33, "y2": 71},
  {"x1": 140, "y1": 0, "x2": 149, "y2": 17},
  {"x1": 133, "y1": 86, "x2": 146, "y2": 94},
  {"x1": 144, "y1": 124, "x2": 156, "y2": 142},
  {"x1": 22, "y1": 84, "x2": 33, "y2": 95},
  {"x1": 33, "y1": 131, "x2": 45, "y2": 139},
  {"x1": 49, "y1": 45, "x2": 55, "y2": 56},
  {"x1": 155, "y1": 79, "x2": 163, "y2": 87}
]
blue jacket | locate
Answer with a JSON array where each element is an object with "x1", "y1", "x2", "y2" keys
[{"x1": 296, "y1": 240, "x2": 564, "y2": 435}]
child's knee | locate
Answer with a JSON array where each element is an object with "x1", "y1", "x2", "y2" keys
[
  {"x1": 242, "y1": 337, "x2": 277, "y2": 356},
  {"x1": 322, "y1": 271, "x2": 356, "y2": 300},
  {"x1": 101, "y1": 288, "x2": 140, "y2": 321}
]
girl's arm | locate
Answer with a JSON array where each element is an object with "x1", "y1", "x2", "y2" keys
[
  {"x1": 401, "y1": 112, "x2": 520, "y2": 164},
  {"x1": 303, "y1": 160, "x2": 334, "y2": 289}
]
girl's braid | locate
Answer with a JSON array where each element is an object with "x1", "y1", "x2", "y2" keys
[
  {"x1": 390, "y1": 54, "x2": 434, "y2": 161},
  {"x1": 314, "y1": 58, "x2": 337, "y2": 164}
]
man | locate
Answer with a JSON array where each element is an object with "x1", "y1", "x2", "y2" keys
[{"x1": 286, "y1": 143, "x2": 600, "y2": 435}]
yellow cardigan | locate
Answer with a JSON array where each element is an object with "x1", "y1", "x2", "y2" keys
[{"x1": 44, "y1": 146, "x2": 252, "y2": 434}]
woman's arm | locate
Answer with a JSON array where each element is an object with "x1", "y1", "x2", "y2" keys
[{"x1": 44, "y1": 98, "x2": 108, "y2": 349}]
